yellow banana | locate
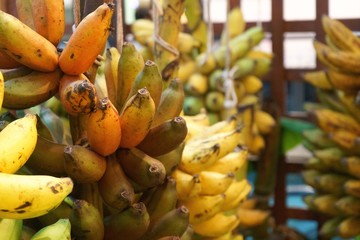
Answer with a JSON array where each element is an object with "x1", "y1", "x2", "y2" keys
[
  {"x1": 30, "y1": 218, "x2": 71, "y2": 239},
  {"x1": 220, "y1": 180, "x2": 252, "y2": 211},
  {"x1": 178, "y1": 57, "x2": 197, "y2": 83},
  {"x1": 177, "y1": 32, "x2": 201, "y2": 54},
  {"x1": 181, "y1": 108, "x2": 210, "y2": 126},
  {"x1": 322, "y1": 15, "x2": 360, "y2": 53},
  {"x1": 185, "y1": 73, "x2": 208, "y2": 96},
  {"x1": 0, "y1": 114, "x2": 37, "y2": 174},
  {"x1": 327, "y1": 68, "x2": 360, "y2": 92},
  {"x1": 220, "y1": 7, "x2": 245, "y2": 45},
  {"x1": 313, "y1": 40, "x2": 339, "y2": 70},
  {"x1": 119, "y1": 87, "x2": 155, "y2": 148},
  {"x1": 328, "y1": 129, "x2": 360, "y2": 154},
  {"x1": 0, "y1": 50, "x2": 22, "y2": 69},
  {"x1": 236, "y1": 208, "x2": 271, "y2": 228},
  {"x1": 104, "y1": 47, "x2": 121, "y2": 104},
  {"x1": 0, "y1": 70, "x2": 3, "y2": 110},
  {"x1": 0, "y1": 10, "x2": 58, "y2": 72},
  {"x1": 199, "y1": 171, "x2": 235, "y2": 196},
  {"x1": 302, "y1": 70, "x2": 333, "y2": 90},
  {"x1": 240, "y1": 75, "x2": 263, "y2": 94},
  {"x1": 338, "y1": 217, "x2": 360, "y2": 239},
  {"x1": 324, "y1": 49, "x2": 360, "y2": 74},
  {"x1": 181, "y1": 194, "x2": 226, "y2": 224},
  {"x1": 179, "y1": 128, "x2": 242, "y2": 174},
  {"x1": 59, "y1": 3, "x2": 114, "y2": 75},
  {"x1": 171, "y1": 169, "x2": 202, "y2": 201},
  {"x1": 254, "y1": 109, "x2": 276, "y2": 135},
  {"x1": 193, "y1": 211, "x2": 240, "y2": 238},
  {"x1": 0, "y1": 173, "x2": 73, "y2": 219},
  {"x1": 341, "y1": 156, "x2": 360, "y2": 179},
  {"x1": 86, "y1": 98, "x2": 121, "y2": 156},
  {"x1": 0, "y1": 218, "x2": 22, "y2": 240},
  {"x1": 15, "y1": 0, "x2": 35, "y2": 29},
  {"x1": 336, "y1": 90, "x2": 360, "y2": 122},
  {"x1": 246, "y1": 50, "x2": 273, "y2": 60}
]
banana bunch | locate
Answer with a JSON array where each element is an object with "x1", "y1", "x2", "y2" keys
[{"x1": 301, "y1": 16, "x2": 360, "y2": 239}]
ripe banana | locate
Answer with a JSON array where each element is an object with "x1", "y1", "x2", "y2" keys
[
  {"x1": 115, "y1": 41, "x2": 144, "y2": 112},
  {"x1": 179, "y1": 128, "x2": 242, "y2": 174},
  {"x1": 171, "y1": 169, "x2": 202, "y2": 201},
  {"x1": 302, "y1": 70, "x2": 333, "y2": 90},
  {"x1": 327, "y1": 68, "x2": 360, "y2": 92},
  {"x1": 241, "y1": 75, "x2": 263, "y2": 94},
  {"x1": 341, "y1": 156, "x2": 360, "y2": 179},
  {"x1": 136, "y1": 116, "x2": 188, "y2": 157},
  {"x1": 319, "y1": 217, "x2": 344, "y2": 238},
  {"x1": 0, "y1": 173, "x2": 73, "y2": 219},
  {"x1": 119, "y1": 87, "x2": 155, "y2": 148},
  {"x1": 97, "y1": 154, "x2": 135, "y2": 211},
  {"x1": 0, "y1": 70, "x2": 3, "y2": 110},
  {"x1": 58, "y1": 73, "x2": 98, "y2": 116},
  {"x1": 0, "y1": 114, "x2": 37, "y2": 173},
  {"x1": 104, "y1": 47, "x2": 121, "y2": 103},
  {"x1": 104, "y1": 202, "x2": 150, "y2": 240},
  {"x1": 0, "y1": 218, "x2": 22, "y2": 240},
  {"x1": 199, "y1": 171, "x2": 235, "y2": 196},
  {"x1": 152, "y1": 78, "x2": 185, "y2": 128},
  {"x1": 59, "y1": 3, "x2": 114, "y2": 75},
  {"x1": 255, "y1": 109, "x2": 276, "y2": 135},
  {"x1": 185, "y1": 73, "x2": 208, "y2": 96},
  {"x1": 86, "y1": 98, "x2": 121, "y2": 156},
  {"x1": 311, "y1": 194, "x2": 341, "y2": 216},
  {"x1": 338, "y1": 217, "x2": 360, "y2": 238},
  {"x1": 3, "y1": 68, "x2": 62, "y2": 109},
  {"x1": 0, "y1": 50, "x2": 22, "y2": 69},
  {"x1": 31, "y1": 218, "x2": 71, "y2": 240},
  {"x1": 221, "y1": 179, "x2": 252, "y2": 211},
  {"x1": 193, "y1": 211, "x2": 240, "y2": 238},
  {"x1": 0, "y1": 10, "x2": 58, "y2": 72},
  {"x1": 313, "y1": 147, "x2": 346, "y2": 173},
  {"x1": 328, "y1": 129, "x2": 360, "y2": 155},
  {"x1": 336, "y1": 195, "x2": 360, "y2": 216},
  {"x1": 116, "y1": 147, "x2": 166, "y2": 189},
  {"x1": 15, "y1": 0, "x2": 35, "y2": 29},
  {"x1": 336, "y1": 90, "x2": 360, "y2": 122},
  {"x1": 220, "y1": 7, "x2": 245, "y2": 45},
  {"x1": 64, "y1": 144, "x2": 107, "y2": 183},
  {"x1": 236, "y1": 208, "x2": 271, "y2": 228}
]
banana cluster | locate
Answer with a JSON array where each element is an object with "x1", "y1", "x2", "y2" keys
[
  {"x1": 301, "y1": 16, "x2": 360, "y2": 239},
  {"x1": 171, "y1": 113, "x2": 270, "y2": 239}
]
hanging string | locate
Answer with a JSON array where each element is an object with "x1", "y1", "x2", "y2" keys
[
  {"x1": 222, "y1": 0, "x2": 237, "y2": 109},
  {"x1": 151, "y1": 0, "x2": 179, "y2": 57},
  {"x1": 116, "y1": 0, "x2": 123, "y2": 53}
]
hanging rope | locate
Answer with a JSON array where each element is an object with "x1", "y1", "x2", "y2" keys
[
  {"x1": 151, "y1": 0, "x2": 180, "y2": 57},
  {"x1": 222, "y1": 0, "x2": 237, "y2": 109},
  {"x1": 116, "y1": 0, "x2": 124, "y2": 53}
]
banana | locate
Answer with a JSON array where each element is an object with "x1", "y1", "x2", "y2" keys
[
  {"x1": 153, "y1": 0, "x2": 185, "y2": 84},
  {"x1": 236, "y1": 208, "x2": 271, "y2": 228},
  {"x1": 325, "y1": 34, "x2": 339, "y2": 50},
  {"x1": 336, "y1": 195, "x2": 360, "y2": 216},
  {"x1": 15, "y1": 0, "x2": 35, "y2": 29},
  {"x1": 86, "y1": 97, "x2": 121, "y2": 156},
  {"x1": 1, "y1": 66, "x2": 33, "y2": 80},
  {"x1": 185, "y1": 73, "x2": 208, "y2": 96},
  {"x1": 97, "y1": 154, "x2": 135, "y2": 211},
  {"x1": 341, "y1": 156, "x2": 360, "y2": 179},
  {"x1": 199, "y1": 171, "x2": 235, "y2": 196},
  {"x1": 319, "y1": 217, "x2": 344, "y2": 238},
  {"x1": 181, "y1": 193, "x2": 225, "y2": 224},
  {"x1": 231, "y1": 58, "x2": 257, "y2": 80},
  {"x1": 304, "y1": 157, "x2": 331, "y2": 172},
  {"x1": 344, "y1": 179, "x2": 360, "y2": 198},
  {"x1": 152, "y1": 78, "x2": 185, "y2": 128},
  {"x1": 64, "y1": 144, "x2": 107, "y2": 183},
  {"x1": 302, "y1": 70, "x2": 333, "y2": 90},
  {"x1": 171, "y1": 169, "x2": 202, "y2": 201},
  {"x1": 3, "y1": 68, "x2": 61, "y2": 109},
  {"x1": 179, "y1": 128, "x2": 242, "y2": 174},
  {"x1": 58, "y1": 73, "x2": 98, "y2": 116},
  {"x1": 37, "y1": 200, "x2": 72, "y2": 227},
  {"x1": 29, "y1": 0, "x2": 65, "y2": 46},
  {"x1": 314, "y1": 147, "x2": 346, "y2": 173},
  {"x1": 181, "y1": 108, "x2": 210, "y2": 126},
  {"x1": 183, "y1": 95, "x2": 205, "y2": 116},
  {"x1": 220, "y1": 7, "x2": 245, "y2": 45},
  {"x1": 136, "y1": 116, "x2": 188, "y2": 157},
  {"x1": 254, "y1": 109, "x2": 276, "y2": 135},
  {"x1": 69, "y1": 199, "x2": 104, "y2": 240},
  {"x1": 193, "y1": 211, "x2": 239, "y2": 238},
  {"x1": 178, "y1": 57, "x2": 196, "y2": 83},
  {"x1": 328, "y1": 129, "x2": 360, "y2": 155},
  {"x1": 0, "y1": 10, "x2": 58, "y2": 72},
  {"x1": 323, "y1": 47, "x2": 360, "y2": 74},
  {"x1": 76, "y1": 182, "x2": 104, "y2": 219},
  {"x1": 104, "y1": 202, "x2": 150, "y2": 240},
  {"x1": 21, "y1": 225, "x2": 36, "y2": 239},
  {"x1": 204, "y1": 91, "x2": 225, "y2": 113},
  {"x1": 31, "y1": 218, "x2": 71, "y2": 240},
  {"x1": 0, "y1": 114, "x2": 37, "y2": 173},
  {"x1": 302, "y1": 128, "x2": 337, "y2": 149},
  {"x1": 327, "y1": 68, "x2": 360, "y2": 92},
  {"x1": 119, "y1": 87, "x2": 155, "y2": 148},
  {"x1": 309, "y1": 108, "x2": 360, "y2": 135},
  {"x1": 177, "y1": 32, "x2": 201, "y2": 54},
  {"x1": 59, "y1": 3, "x2": 113, "y2": 75},
  {"x1": 126, "y1": 60, "x2": 163, "y2": 110},
  {"x1": 26, "y1": 135, "x2": 66, "y2": 176},
  {"x1": 144, "y1": 177, "x2": 178, "y2": 225},
  {"x1": 131, "y1": 19, "x2": 154, "y2": 45},
  {"x1": 313, "y1": 40, "x2": 340, "y2": 69},
  {"x1": 336, "y1": 90, "x2": 360, "y2": 122},
  {"x1": 104, "y1": 47, "x2": 121, "y2": 103},
  {"x1": 221, "y1": 179, "x2": 252, "y2": 211},
  {"x1": 157, "y1": 142, "x2": 185, "y2": 175},
  {"x1": 115, "y1": 41, "x2": 145, "y2": 112},
  {"x1": 0, "y1": 70, "x2": 3, "y2": 110},
  {"x1": 312, "y1": 194, "x2": 341, "y2": 216},
  {"x1": 302, "y1": 169, "x2": 322, "y2": 189},
  {"x1": 322, "y1": 15, "x2": 360, "y2": 53},
  {"x1": 0, "y1": 50, "x2": 22, "y2": 69},
  {"x1": 140, "y1": 205, "x2": 189, "y2": 240},
  {"x1": 241, "y1": 75, "x2": 263, "y2": 94},
  {"x1": 205, "y1": 150, "x2": 248, "y2": 180},
  {"x1": 180, "y1": 224, "x2": 194, "y2": 240},
  {"x1": 0, "y1": 218, "x2": 22, "y2": 240},
  {"x1": 0, "y1": 173, "x2": 73, "y2": 219},
  {"x1": 117, "y1": 147, "x2": 166, "y2": 189},
  {"x1": 337, "y1": 217, "x2": 360, "y2": 238}
]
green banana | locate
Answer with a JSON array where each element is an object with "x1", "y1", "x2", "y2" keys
[
  {"x1": 140, "y1": 206, "x2": 190, "y2": 240},
  {"x1": 126, "y1": 60, "x2": 163, "y2": 110},
  {"x1": 3, "y1": 68, "x2": 62, "y2": 109},
  {"x1": 97, "y1": 154, "x2": 135, "y2": 211},
  {"x1": 157, "y1": 142, "x2": 185, "y2": 175},
  {"x1": 31, "y1": 218, "x2": 71, "y2": 240},
  {"x1": 302, "y1": 169, "x2": 322, "y2": 189},
  {"x1": 69, "y1": 199, "x2": 104, "y2": 240},
  {"x1": 336, "y1": 195, "x2": 360, "y2": 216},
  {"x1": 136, "y1": 116, "x2": 188, "y2": 157},
  {"x1": 115, "y1": 42, "x2": 144, "y2": 112},
  {"x1": 316, "y1": 173, "x2": 349, "y2": 195},
  {"x1": 232, "y1": 58, "x2": 257, "y2": 79},
  {"x1": 0, "y1": 218, "x2": 22, "y2": 240},
  {"x1": 313, "y1": 147, "x2": 347, "y2": 173},
  {"x1": 2, "y1": 66, "x2": 33, "y2": 80},
  {"x1": 76, "y1": 182, "x2": 104, "y2": 220},
  {"x1": 304, "y1": 157, "x2": 331, "y2": 172},
  {"x1": 64, "y1": 144, "x2": 107, "y2": 183},
  {"x1": 152, "y1": 78, "x2": 185, "y2": 128},
  {"x1": 37, "y1": 200, "x2": 72, "y2": 227},
  {"x1": 302, "y1": 128, "x2": 337, "y2": 149},
  {"x1": 104, "y1": 202, "x2": 150, "y2": 240},
  {"x1": 183, "y1": 95, "x2": 205, "y2": 116},
  {"x1": 312, "y1": 194, "x2": 341, "y2": 216},
  {"x1": 180, "y1": 224, "x2": 194, "y2": 240},
  {"x1": 208, "y1": 69, "x2": 225, "y2": 91},
  {"x1": 116, "y1": 147, "x2": 166, "y2": 189},
  {"x1": 319, "y1": 217, "x2": 345, "y2": 238},
  {"x1": 204, "y1": 91, "x2": 225, "y2": 112}
]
